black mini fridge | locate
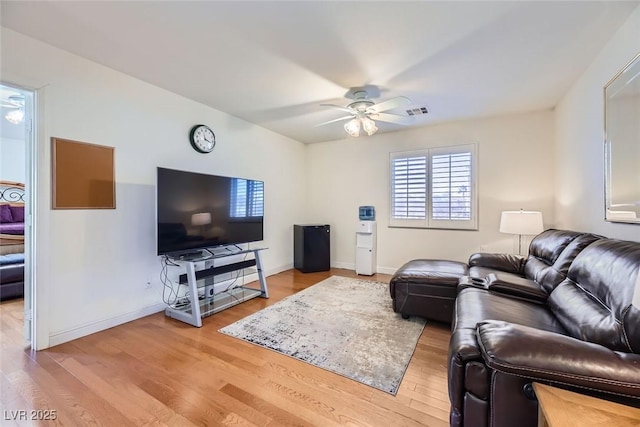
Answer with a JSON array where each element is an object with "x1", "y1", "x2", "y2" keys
[{"x1": 294, "y1": 224, "x2": 330, "y2": 272}]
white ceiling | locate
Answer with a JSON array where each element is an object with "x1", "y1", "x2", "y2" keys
[{"x1": 1, "y1": 1, "x2": 638, "y2": 144}]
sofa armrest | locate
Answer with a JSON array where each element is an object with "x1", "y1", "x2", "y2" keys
[
  {"x1": 468, "y1": 253, "x2": 524, "y2": 274},
  {"x1": 485, "y1": 273, "x2": 548, "y2": 303},
  {"x1": 476, "y1": 320, "x2": 640, "y2": 398}
]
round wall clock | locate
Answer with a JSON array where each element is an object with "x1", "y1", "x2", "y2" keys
[{"x1": 189, "y1": 124, "x2": 216, "y2": 153}]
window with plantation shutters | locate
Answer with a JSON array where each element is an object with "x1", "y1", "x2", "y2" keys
[{"x1": 389, "y1": 143, "x2": 477, "y2": 230}]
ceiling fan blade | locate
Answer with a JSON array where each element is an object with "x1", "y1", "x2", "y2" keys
[
  {"x1": 320, "y1": 103, "x2": 354, "y2": 114},
  {"x1": 369, "y1": 96, "x2": 411, "y2": 113},
  {"x1": 372, "y1": 112, "x2": 415, "y2": 126},
  {"x1": 315, "y1": 115, "x2": 354, "y2": 127},
  {"x1": 0, "y1": 102, "x2": 20, "y2": 108}
]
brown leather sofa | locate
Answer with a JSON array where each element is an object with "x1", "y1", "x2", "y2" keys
[{"x1": 449, "y1": 230, "x2": 640, "y2": 427}]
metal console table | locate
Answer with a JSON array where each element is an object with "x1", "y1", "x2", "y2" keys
[{"x1": 164, "y1": 248, "x2": 268, "y2": 327}]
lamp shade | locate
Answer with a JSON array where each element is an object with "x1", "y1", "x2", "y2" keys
[
  {"x1": 499, "y1": 210, "x2": 543, "y2": 235},
  {"x1": 191, "y1": 212, "x2": 211, "y2": 226},
  {"x1": 344, "y1": 118, "x2": 360, "y2": 137},
  {"x1": 361, "y1": 116, "x2": 378, "y2": 136}
]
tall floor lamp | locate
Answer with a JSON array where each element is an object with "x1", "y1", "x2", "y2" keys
[{"x1": 499, "y1": 210, "x2": 544, "y2": 255}]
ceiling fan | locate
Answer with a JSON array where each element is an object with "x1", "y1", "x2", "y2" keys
[
  {"x1": 317, "y1": 87, "x2": 414, "y2": 137},
  {"x1": 1, "y1": 95, "x2": 25, "y2": 124}
]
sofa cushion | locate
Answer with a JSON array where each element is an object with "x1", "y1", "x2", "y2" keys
[
  {"x1": 527, "y1": 229, "x2": 583, "y2": 264},
  {"x1": 476, "y1": 320, "x2": 640, "y2": 398},
  {"x1": 549, "y1": 239, "x2": 640, "y2": 354},
  {"x1": 522, "y1": 229, "x2": 585, "y2": 280},
  {"x1": 454, "y1": 287, "x2": 566, "y2": 334},
  {"x1": 536, "y1": 232, "x2": 603, "y2": 293}
]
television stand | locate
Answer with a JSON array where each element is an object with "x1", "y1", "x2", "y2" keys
[{"x1": 164, "y1": 248, "x2": 268, "y2": 327}]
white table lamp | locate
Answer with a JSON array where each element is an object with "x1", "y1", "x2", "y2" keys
[{"x1": 500, "y1": 210, "x2": 544, "y2": 255}]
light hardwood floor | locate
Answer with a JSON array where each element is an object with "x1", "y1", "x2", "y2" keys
[{"x1": 0, "y1": 268, "x2": 451, "y2": 426}]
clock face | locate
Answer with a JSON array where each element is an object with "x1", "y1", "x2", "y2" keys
[{"x1": 189, "y1": 125, "x2": 216, "y2": 153}]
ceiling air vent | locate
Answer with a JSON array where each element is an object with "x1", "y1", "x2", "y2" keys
[{"x1": 406, "y1": 106, "x2": 429, "y2": 116}]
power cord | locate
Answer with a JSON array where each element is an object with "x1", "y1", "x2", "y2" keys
[
  {"x1": 160, "y1": 255, "x2": 188, "y2": 307},
  {"x1": 163, "y1": 245, "x2": 254, "y2": 309},
  {"x1": 216, "y1": 250, "x2": 250, "y2": 302}
]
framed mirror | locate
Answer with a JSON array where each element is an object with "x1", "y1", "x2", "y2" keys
[{"x1": 605, "y1": 52, "x2": 640, "y2": 223}]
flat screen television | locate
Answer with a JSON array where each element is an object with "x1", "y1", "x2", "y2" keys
[{"x1": 156, "y1": 167, "x2": 264, "y2": 256}]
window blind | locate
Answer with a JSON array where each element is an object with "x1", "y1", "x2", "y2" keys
[
  {"x1": 431, "y1": 152, "x2": 472, "y2": 220},
  {"x1": 391, "y1": 154, "x2": 427, "y2": 219}
]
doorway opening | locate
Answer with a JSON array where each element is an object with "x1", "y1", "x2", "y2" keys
[{"x1": 0, "y1": 82, "x2": 35, "y2": 349}]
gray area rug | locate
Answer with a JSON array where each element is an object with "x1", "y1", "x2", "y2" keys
[{"x1": 219, "y1": 275, "x2": 426, "y2": 395}]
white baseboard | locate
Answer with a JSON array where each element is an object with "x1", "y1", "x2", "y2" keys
[
  {"x1": 331, "y1": 261, "x2": 397, "y2": 276},
  {"x1": 331, "y1": 261, "x2": 355, "y2": 270},
  {"x1": 47, "y1": 262, "x2": 395, "y2": 347},
  {"x1": 377, "y1": 266, "x2": 398, "y2": 275},
  {"x1": 48, "y1": 264, "x2": 294, "y2": 347},
  {"x1": 268, "y1": 263, "x2": 293, "y2": 275},
  {"x1": 49, "y1": 302, "x2": 166, "y2": 347}
]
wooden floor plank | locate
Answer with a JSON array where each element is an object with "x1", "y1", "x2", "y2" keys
[{"x1": 0, "y1": 268, "x2": 451, "y2": 426}]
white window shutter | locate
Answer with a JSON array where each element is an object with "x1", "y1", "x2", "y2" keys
[
  {"x1": 390, "y1": 150, "x2": 428, "y2": 227},
  {"x1": 390, "y1": 144, "x2": 477, "y2": 230}
]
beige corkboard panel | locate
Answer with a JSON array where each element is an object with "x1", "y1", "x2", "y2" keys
[{"x1": 52, "y1": 138, "x2": 115, "y2": 209}]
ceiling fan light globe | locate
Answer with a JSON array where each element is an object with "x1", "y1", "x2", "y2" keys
[
  {"x1": 361, "y1": 117, "x2": 378, "y2": 136},
  {"x1": 5, "y1": 108, "x2": 24, "y2": 124},
  {"x1": 344, "y1": 118, "x2": 361, "y2": 137}
]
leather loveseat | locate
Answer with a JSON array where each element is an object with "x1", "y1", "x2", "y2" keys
[{"x1": 448, "y1": 229, "x2": 640, "y2": 427}]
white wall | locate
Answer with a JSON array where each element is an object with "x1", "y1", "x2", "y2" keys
[
  {"x1": 306, "y1": 110, "x2": 555, "y2": 272},
  {"x1": 0, "y1": 137, "x2": 25, "y2": 182},
  {"x1": 1, "y1": 28, "x2": 307, "y2": 349},
  {"x1": 554, "y1": 5, "x2": 640, "y2": 242}
]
